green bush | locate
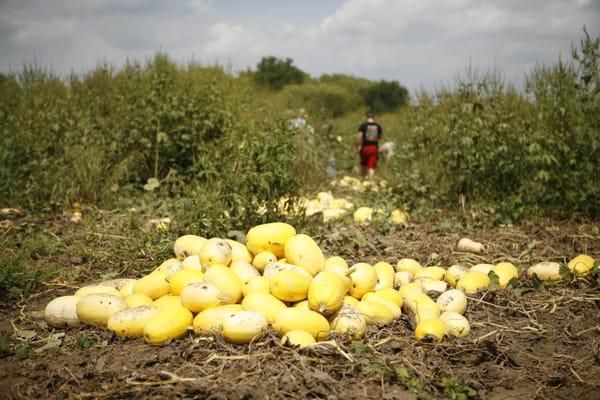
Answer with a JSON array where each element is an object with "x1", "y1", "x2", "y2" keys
[
  {"x1": 281, "y1": 82, "x2": 362, "y2": 119},
  {"x1": 254, "y1": 56, "x2": 307, "y2": 90},
  {"x1": 523, "y1": 28, "x2": 599, "y2": 217},
  {"x1": 385, "y1": 29, "x2": 599, "y2": 219},
  {"x1": 363, "y1": 80, "x2": 409, "y2": 113}
]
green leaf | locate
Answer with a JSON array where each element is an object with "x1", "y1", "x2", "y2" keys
[
  {"x1": 394, "y1": 365, "x2": 410, "y2": 381},
  {"x1": 143, "y1": 178, "x2": 160, "y2": 192},
  {"x1": 100, "y1": 271, "x2": 120, "y2": 280},
  {"x1": 351, "y1": 340, "x2": 366, "y2": 356},
  {"x1": 559, "y1": 265, "x2": 574, "y2": 282},
  {"x1": 507, "y1": 277, "x2": 520, "y2": 289},
  {"x1": 589, "y1": 261, "x2": 599, "y2": 278},
  {"x1": 531, "y1": 273, "x2": 548, "y2": 291},
  {"x1": 352, "y1": 231, "x2": 367, "y2": 248},
  {"x1": 226, "y1": 230, "x2": 246, "y2": 245},
  {"x1": 488, "y1": 271, "x2": 500, "y2": 290}
]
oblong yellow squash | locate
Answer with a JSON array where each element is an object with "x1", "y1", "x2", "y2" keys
[
  {"x1": 325, "y1": 256, "x2": 348, "y2": 270},
  {"x1": 246, "y1": 222, "x2": 296, "y2": 258},
  {"x1": 263, "y1": 261, "x2": 313, "y2": 281},
  {"x1": 356, "y1": 300, "x2": 394, "y2": 325},
  {"x1": 119, "y1": 280, "x2": 137, "y2": 298},
  {"x1": 349, "y1": 263, "x2": 377, "y2": 299},
  {"x1": 284, "y1": 234, "x2": 325, "y2": 276},
  {"x1": 330, "y1": 304, "x2": 366, "y2": 339},
  {"x1": 180, "y1": 281, "x2": 228, "y2": 312},
  {"x1": 168, "y1": 269, "x2": 204, "y2": 296},
  {"x1": 439, "y1": 311, "x2": 470, "y2": 337},
  {"x1": 124, "y1": 293, "x2": 154, "y2": 308},
  {"x1": 76, "y1": 294, "x2": 128, "y2": 326},
  {"x1": 374, "y1": 288, "x2": 403, "y2": 307},
  {"x1": 193, "y1": 304, "x2": 243, "y2": 335},
  {"x1": 445, "y1": 264, "x2": 469, "y2": 287},
  {"x1": 153, "y1": 258, "x2": 183, "y2": 276},
  {"x1": 396, "y1": 258, "x2": 422, "y2": 275},
  {"x1": 272, "y1": 308, "x2": 330, "y2": 340},
  {"x1": 174, "y1": 235, "x2": 206, "y2": 260},
  {"x1": 152, "y1": 294, "x2": 183, "y2": 310},
  {"x1": 222, "y1": 311, "x2": 268, "y2": 344},
  {"x1": 281, "y1": 330, "x2": 316, "y2": 347},
  {"x1": 181, "y1": 255, "x2": 203, "y2": 272},
  {"x1": 203, "y1": 264, "x2": 243, "y2": 304},
  {"x1": 252, "y1": 251, "x2": 278, "y2": 272},
  {"x1": 373, "y1": 261, "x2": 395, "y2": 290},
  {"x1": 44, "y1": 295, "x2": 80, "y2": 328},
  {"x1": 241, "y1": 292, "x2": 287, "y2": 323},
  {"x1": 456, "y1": 271, "x2": 490, "y2": 294},
  {"x1": 362, "y1": 292, "x2": 401, "y2": 319},
  {"x1": 414, "y1": 266, "x2": 446, "y2": 282},
  {"x1": 394, "y1": 271, "x2": 413, "y2": 288},
  {"x1": 568, "y1": 254, "x2": 595, "y2": 276},
  {"x1": 527, "y1": 262, "x2": 562, "y2": 282},
  {"x1": 199, "y1": 238, "x2": 232, "y2": 267},
  {"x1": 143, "y1": 306, "x2": 193, "y2": 345},
  {"x1": 225, "y1": 239, "x2": 253, "y2": 264},
  {"x1": 436, "y1": 289, "x2": 467, "y2": 315},
  {"x1": 107, "y1": 306, "x2": 158, "y2": 337},
  {"x1": 133, "y1": 272, "x2": 170, "y2": 300},
  {"x1": 293, "y1": 300, "x2": 310, "y2": 309},
  {"x1": 307, "y1": 271, "x2": 346, "y2": 316},
  {"x1": 415, "y1": 318, "x2": 446, "y2": 341},
  {"x1": 229, "y1": 260, "x2": 260, "y2": 284},
  {"x1": 270, "y1": 270, "x2": 312, "y2": 302},
  {"x1": 492, "y1": 262, "x2": 519, "y2": 289},
  {"x1": 242, "y1": 276, "x2": 271, "y2": 296}
]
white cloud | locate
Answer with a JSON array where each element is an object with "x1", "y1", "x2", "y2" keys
[
  {"x1": 204, "y1": 23, "x2": 267, "y2": 57},
  {"x1": 0, "y1": 0, "x2": 597, "y2": 91},
  {"x1": 10, "y1": 17, "x2": 76, "y2": 45}
]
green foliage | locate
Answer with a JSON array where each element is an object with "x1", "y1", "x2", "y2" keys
[
  {"x1": 75, "y1": 334, "x2": 92, "y2": 350},
  {"x1": 523, "y1": 27, "x2": 600, "y2": 217},
  {"x1": 363, "y1": 80, "x2": 409, "y2": 113},
  {"x1": 0, "y1": 232, "x2": 59, "y2": 296},
  {"x1": 173, "y1": 118, "x2": 306, "y2": 237},
  {"x1": 281, "y1": 82, "x2": 361, "y2": 118},
  {"x1": 254, "y1": 56, "x2": 307, "y2": 90},
  {"x1": 442, "y1": 376, "x2": 478, "y2": 400},
  {"x1": 380, "y1": 29, "x2": 599, "y2": 219}
]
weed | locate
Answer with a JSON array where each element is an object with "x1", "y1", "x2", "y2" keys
[{"x1": 442, "y1": 376, "x2": 478, "y2": 400}]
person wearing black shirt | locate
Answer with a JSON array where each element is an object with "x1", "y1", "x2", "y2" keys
[{"x1": 354, "y1": 112, "x2": 382, "y2": 179}]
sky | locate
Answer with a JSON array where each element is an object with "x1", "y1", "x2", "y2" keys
[{"x1": 0, "y1": 0, "x2": 598, "y2": 92}]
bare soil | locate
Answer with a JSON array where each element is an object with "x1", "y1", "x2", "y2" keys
[{"x1": 0, "y1": 212, "x2": 598, "y2": 399}]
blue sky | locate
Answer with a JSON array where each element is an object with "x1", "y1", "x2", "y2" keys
[{"x1": 0, "y1": 0, "x2": 598, "y2": 91}]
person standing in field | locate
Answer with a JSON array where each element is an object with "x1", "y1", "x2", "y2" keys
[{"x1": 355, "y1": 112, "x2": 382, "y2": 180}]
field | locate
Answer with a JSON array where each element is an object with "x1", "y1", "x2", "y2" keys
[
  {"x1": 0, "y1": 207, "x2": 598, "y2": 399},
  {"x1": 1, "y1": 30, "x2": 599, "y2": 400}
]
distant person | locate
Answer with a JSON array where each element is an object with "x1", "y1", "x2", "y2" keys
[
  {"x1": 355, "y1": 112, "x2": 382, "y2": 179},
  {"x1": 290, "y1": 108, "x2": 314, "y2": 134},
  {"x1": 379, "y1": 141, "x2": 396, "y2": 165}
]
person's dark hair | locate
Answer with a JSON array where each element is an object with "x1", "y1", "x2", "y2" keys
[{"x1": 366, "y1": 112, "x2": 374, "y2": 118}]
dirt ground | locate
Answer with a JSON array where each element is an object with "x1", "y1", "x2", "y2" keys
[{"x1": 0, "y1": 212, "x2": 599, "y2": 399}]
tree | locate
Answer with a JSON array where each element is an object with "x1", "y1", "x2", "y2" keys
[
  {"x1": 254, "y1": 56, "x2": 306, "y2": 90},
  {"x1": 363, "y1": 80, "x2": 409, "y2": 113}
]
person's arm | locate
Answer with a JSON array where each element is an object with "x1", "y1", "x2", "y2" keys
[{"x1": 354, "y1": 131, "x2": 363, "y2": 153}]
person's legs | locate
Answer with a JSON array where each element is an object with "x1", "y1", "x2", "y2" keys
[{"x1": 367, "y1": 168, "x2": 375, "y2": 179}]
